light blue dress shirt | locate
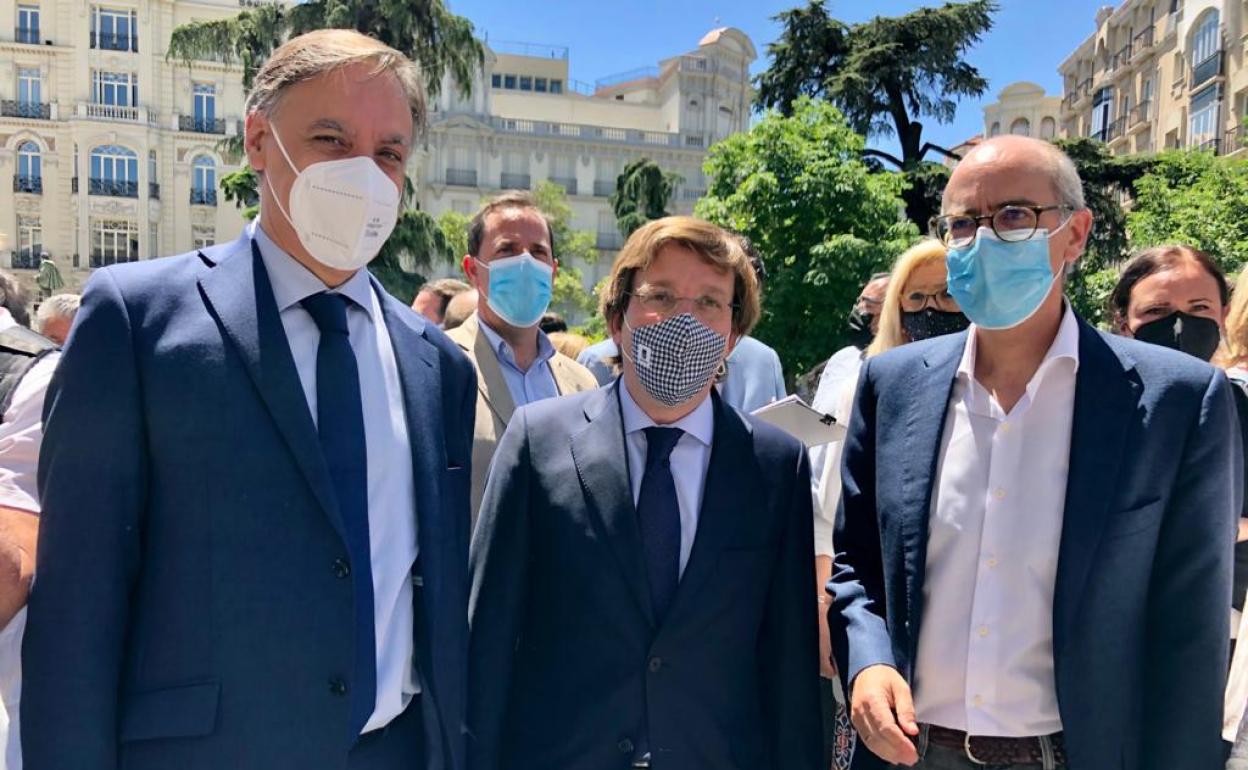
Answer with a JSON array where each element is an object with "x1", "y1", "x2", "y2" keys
[
  {"x1": 618, "y1": 380, "x2": 714, "y2": 575},
  {"x1": 252, "y1": 221, "x2": 419, "y2": 732},
  {"x1": 475, "y1": 314, "x2": 560, "y2": 407},
  {"x1": 577, "y1": 337, "x2": 619, "y2": 387},
  {"x1": 718, "y1": 335, "x2": 786, "y2": 413}
]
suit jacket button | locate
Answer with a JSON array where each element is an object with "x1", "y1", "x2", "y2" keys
[
  {"x1": 648, "y1": 657, "x2": 663, "y2": 673},
  {"x1": 617, "y1": 738, "x2": 635, "y2": 754},
  {"x1": 332, "y1": 558, "x2": 350, "y2": 579},
  {"x1": 329, "y1": 678, "x2": 349, "y2": 696}
]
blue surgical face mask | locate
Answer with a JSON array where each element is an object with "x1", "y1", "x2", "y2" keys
[
  {"x1": 479, "y1": 252, "x2": 553, "y2": 328},
  {"x1": 945, "y1": 224, "x2": 1066, "y2": 330}
]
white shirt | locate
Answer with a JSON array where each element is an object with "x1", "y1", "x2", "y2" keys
[
  {"x1": 253, "y1": 222, "x2": 419, "y2": 733},
  {"x1": 618, "y1": 380, "x2": 714, "y2": 575},
  {"x1": 808, "y1": 346, "x2": 864, "y2": 557},
  {"x1": 913, "y1": 304, "x2": 1079, "y2": 737}
]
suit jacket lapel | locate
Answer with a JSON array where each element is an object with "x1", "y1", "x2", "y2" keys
[
  {"x1": 570, "y1": 382, "x2": 655, "y2": 626},
  {"x1": 198, "y1": 236, "x2": 345, "y2": 539},
  {"x1": 1053, "y1": 321, "x2": 1140, "y2": 659},
  {"x1": 464, "y1": 315, "x2": 516, "y2": 426}
]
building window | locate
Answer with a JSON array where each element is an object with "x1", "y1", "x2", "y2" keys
[
  {"x1": 93, "y1": 71, "x2": 137, "y2": 106},
  {"x1": 519, "y1": 76, "x2": 532, "y2": 91},
  {"x1": 1091, "y1": 86, "x2": 1114, "y2": 141},
  {"x1": 1189, "y1": 84, "x2": 1221, "y2": 149},
  {"x1": 193, "y1": 83, "x2": 216, "y2": 121},
  {"x1": 17, "y1": 67, "x2": 41, "y2": 105},
  {"x1": 550, "y1": 79, "x2": 563, "y2": 94},
  {"x1": 1040, "y1": 117, "x2": 1057, "y2": 139},
  {"x1": 147, "y1": 149, "x2": 158, "y2": 199},
  {"x1": 1010, "y1": 118, "x2": 1031, "y2": 136},
  {"x1": 535, "y1": 77, "x2": 548, "y2": 93},
  {"x1": 503, "y1": 74, "x2": 516, "y2": 89},
  {"x1": 16, "y1": 140, "x2": 41, "y2": 193},
  {"x1": 91, "y1": 6, "x2": 137, "y2": 52},
  {"x1": 989, "y1": 121, "x2": 1001, "y2": 137},
  {"x1": 149, "y1": 222, "x2": 158, "y2": 257},
  {"x1": 16, "y1": 4, "x2": 39, "y2": 43},
  {"x1": 491, "y1": 73, "x2": 501, "y2": 88},
  {"x1": 192, "y1": 225, "x2": 215, "y2": 250},
  {"x1": 1191, "y1": 10, "x2": 1220, "y2": 68},
  {"x1": 89, "y1": 144, "x2": 138, "y2": 196},
  {"x1": 14, "y1": 215, "x2": 42, "y2": 266},
  {"x1": 191, "y1": 155, "x2": 217, "y2": 205},
  {"x1": 90, "y1": 218, "x2": 139, "y2": 266}
]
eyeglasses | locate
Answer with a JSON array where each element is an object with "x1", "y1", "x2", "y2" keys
[
  {"x1": 900, "y1": 287, "x2": 958, "y2": 313},
  {"x1": 931, "y1": 205, "x2": 1071, "y2": 248},
  {"x1": 627, "y1": 288, "x2": 736, "y2": 323}
]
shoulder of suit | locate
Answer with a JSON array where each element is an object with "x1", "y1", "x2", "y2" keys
[
  {"x1": 1095, "y1": 328, "x2": 1219, "y2": 390},
  {"x1": 551, "y1": 351, "x2": 598, "y2": 391},
  {"x1": 83, "y1": 250, "x2": 210, "y2": 303},
  {"x1": 444, "y1": 321, "x2": 476, "y2": 353},
  {"x1": 514, "y1": 385, "x2": 599, "y2": 427}
]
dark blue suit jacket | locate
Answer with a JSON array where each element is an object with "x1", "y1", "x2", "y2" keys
[
  {"x1": 467, "y1": 383, "x2": 822, "y2": 770},
  {"x1": 22, "y1": 234, "x2": 476, "y2": 770},
  {"x1": 829, "y1": 318, "x2": 1241, "y2": 770}
]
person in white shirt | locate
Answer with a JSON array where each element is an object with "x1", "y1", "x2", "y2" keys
[{"x1": 830, "y1": 135, "x2": 1239, "y2": 770}]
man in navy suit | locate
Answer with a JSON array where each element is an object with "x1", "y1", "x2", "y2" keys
[
  {"x1": 22, "y1": 31, "x2": 474, "y2": 770},
  {"x1": 468, "y1": 216, "x2": 821, "y2": 770},
  {"x1": 830, "y1": 135, "x2": 1241, "y2": 770}
]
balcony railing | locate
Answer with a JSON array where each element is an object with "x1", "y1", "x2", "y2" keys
[
  {"x1": 593, "y1": 179, "x2": 614, "y2": 197},
  {"x1": 595, "y1": 66, "x2": 660, "y2": 90},
  {"x1": 190, "y1": 188, "x2": 217, "y2": 206},
  {"x1": 1112, "y1": 43, "x2": 1133, "y2": 71},
  {"x1": 500, "y1": 172, "x2": 530, "y2": 190},
  {"x1": 596, "y1": 231, "x2": 623, "y2": 250},
  {"x1": 485, "y1": 115, "x2": 692, "y2": 149},
  {"x1": 179, "y1": 115, "x2": 225, "y2": 134},
  {"x1": 1192, "y1": 136, "x2": 1222, "y2": 155},
  {"x1": 548, "y1": 176, "x2": 577, "y2": 195},
  {"x1": 1133, "y1": 25, "x2": 1155, "y2": 56},
  {"x1": 90, "y1": 253, "x2": 139, "y2": 268},
  {"x1": 85, "y1": 103, "x2": 139, "y2": 122},
  {"x1": 149, "y1": 182, "x2": 160, "y2": 199},
  {"x1": 71, "y1": 176, "x2": 78, "y2": 193},
  {"x1": 88, "y1": 178, "x2": 138, "y2": 198},
  {"x1": 15, "y1": 26, "x2": 39, "y2": 44},
  {"x1": 10, "y1": 251, "x2": 41, "y2": 270},
  {"x1": 1191, "y1": 50, "x2": 1223, "y2": 89},
  {"x1": 1225, "y1": 125, "x2": 1248, "y2": 154},
  {"x1": 91, "y1": 31, "x2": 137, "y2": 52},
  {"x1": 13, "y1": 175, "x2": 42, "y2": 194},
  {"x1": 1130, "y1": 100, "x2": 1153, "y2": 128},
  {"x1": 679, "y1": 187, "x2": 706, "y2": 202},
  {"x1": 1, "y1": 101, "x2": 51, "y2": 120},
  {"x1": 1106, "y1": 116, "x2": 1127, "y2": 142},
  {"x1": 444, "y1": 168, "x2": 477, "y2": 187}
]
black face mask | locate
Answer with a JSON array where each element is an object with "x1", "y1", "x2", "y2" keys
[
  {"x1": 902, "y1": 308, "x2": 971, "y2": 342},
  {"x1": 1133, "y1": 311, "x2": 1222, "y2": 362},
  {"x1": 847, "y1": 307, "x2": 875, "y2": 349}
]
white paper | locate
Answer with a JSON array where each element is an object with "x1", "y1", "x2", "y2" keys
[{"x1": 751, "y1": 395, "x2": 847, "y2": 447}]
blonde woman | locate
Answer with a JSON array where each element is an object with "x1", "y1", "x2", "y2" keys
[{"x1": 1228, "y1": 269, "x2": 1248, "y2": 378}]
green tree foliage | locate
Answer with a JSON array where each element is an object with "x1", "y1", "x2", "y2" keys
[
  {"x1": 610, "y1": 158, "x2": 682, "y2": 238},
  {"x1": 695, "y1": 98, "x2": 920, "y2": 378},
  {"x1": 532, "y1": 180, "x2": 599, "y2": 317},
  {"x1": 755, "y1": 0, "x2": 996, "y2": 227},
  {"x1": 437, "y1": 210, "x2": 471, "y2": 261}
]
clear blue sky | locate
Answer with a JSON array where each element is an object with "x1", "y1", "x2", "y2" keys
[{"x1": 449, "y1": 0, "x2": 1110, "y2": 157}]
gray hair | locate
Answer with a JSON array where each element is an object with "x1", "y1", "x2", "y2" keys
[
  {"x1": 0, "y1": 270, "x2": 30, "y2": 328},
  {"x1": 244, "y1": 29, "x2": 427, "y2": 142},
  {"x1": 35, "y1": 293, "x2": 80, "y2": 332},
  {"x1": 944, "y1": 136, "x2": 1086, "y2": 211}
]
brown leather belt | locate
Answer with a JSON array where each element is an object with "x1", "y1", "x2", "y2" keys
[{"x1": 925, "y1": 725, "x2": 1066, "y2": 766}]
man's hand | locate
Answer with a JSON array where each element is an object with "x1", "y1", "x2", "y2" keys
[
  {"x1": 0, "y1": 506, "x2": 38, "y2": 626},
  {"x1": 850, "y1": 664, "x2": 920, "y2": 766}
]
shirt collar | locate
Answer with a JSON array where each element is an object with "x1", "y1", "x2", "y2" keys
[
  {"x1": 476, "y1": 312, "x2": 556, "y2": 370},
  {"x1": 957, "y1": 300, "x2": 1081, "y2": 385},
  {"x1": 250, "y1": 219, "x2": 375, "y2": 320},
  {"x1": 618, "y1": 378, "x2": 715, "y2": 448}
]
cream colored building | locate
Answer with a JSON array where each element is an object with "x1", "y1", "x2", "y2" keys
[
  {"x1": 418, "y1": 27, "x2": 756, "y2": 291},
  {"x1": 983, "y1": 81, "x2": 1062, "y2": 141},
  {"x1": 1058, "y1": 0, "x2": 1248, "y2": 158},
  {"x1": 0, "y1": 0, "x2": 248, "y2": 295}
]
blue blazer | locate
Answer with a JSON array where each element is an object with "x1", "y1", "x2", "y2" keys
[
  {"x1": 830, "y1": 318, "x2": 1242, "y2": 770},
  {"x1": 467, "y1": 383, "x2": 822, "y2": 770},
  {"x1": 22, "y1": 235, "x2": 476, "y2": 770}
]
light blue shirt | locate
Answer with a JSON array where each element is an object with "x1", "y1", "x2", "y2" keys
[
  {"x1": 618, "y1": 379, "x2": 714, "y2": 575},
  {"x1": 718, "y1": 335, "x2": 786, "y2": 413},
  {"x1": 577, "y1": 337, "x2": 619, "y2": 386},
  {"x1": 251, "y1": 221, "x2": 419, "y2": 733},
  {"x1": 475, "y1": 313, "x2": 560, "y2": 407}
]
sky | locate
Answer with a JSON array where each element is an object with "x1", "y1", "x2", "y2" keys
[{"x1": 449, "y1": 0, "x2": 1112, "y2": 157}]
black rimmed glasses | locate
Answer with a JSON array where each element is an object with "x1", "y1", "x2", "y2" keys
[{"x1": 931, "y1": 205, "x2": 1071, "y2": 248}]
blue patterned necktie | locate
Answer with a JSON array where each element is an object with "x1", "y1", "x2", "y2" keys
[
  {"x1": 637, "y1": 426, "x2": 684, "y2": 622},
  {"x1": 301, "y1": 291, "x2": 376, "y2": 738}
]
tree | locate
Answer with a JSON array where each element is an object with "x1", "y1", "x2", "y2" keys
[
  {"x1": 610, "y1": 158, "x2": 682, "y2": 238},
  {"x1": 695, "y1": 98, "x2": 920, "y2": 379},
  {"x1": 755, "y1": 0, "x2": 996, "y2": 227},
  {"x1": 437, "y1": 210, "x2": 471, "y2": 261},
  {"x1": 532, "y1": 180, "x2": 599, "y2": 318}
]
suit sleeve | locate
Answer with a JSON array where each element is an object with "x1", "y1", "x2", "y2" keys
[
  {"x1": 22, "y1": 269, "x2": 145, "y2": 769},
  {"x1": 1142, "y1": 370, "x2": 1241, "y2": 770},
  {"x1": 827, "y1": 359, "x2": 896, "y2": 693},
  {"x1": 467, "y1": 407, "x2": 532, "y2": 770},
  {"x1": 760, "y1": 445, "x2": 822, "y2": 769}
]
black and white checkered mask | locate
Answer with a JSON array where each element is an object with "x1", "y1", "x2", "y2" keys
[{"x1": 625, "y1": 312, "x2": 727, "y2": 407}]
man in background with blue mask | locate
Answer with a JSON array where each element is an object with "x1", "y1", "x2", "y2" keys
[
  {"x1": 829, "y1": 135, "x2": 1240, "y2": 770},
  {"x1": 23, "y1": 30, "x2": 476, "y2": 770},
  {"x1": 448, "y1": 192, "x2": 597, "y2": 525}
]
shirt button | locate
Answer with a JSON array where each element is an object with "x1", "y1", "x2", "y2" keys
[
  {"x1": 617, "y1": 738, "x2": 635, "y2": 754},
  {"x1": 993, "y1": 488, "x2": 1007, "y2": 501},
  {"x1": 328, "y1": 678, "x2": 348, "y2": 696},
  {"x1": 648, "y1": 656, "x2": 663, "y2": 673},
  {"x1": 978, "y1": 625, "x2": 990, "y2": 638},
  {"x1": 986, "y1": 557, "x2": 998, "y2": 568},
  {"x1": 332, "y1": 558, "x2": 350, "y2": 579},
  {"x1": 1000, "y1": 423, "x2": 1011, "y2": 433}
]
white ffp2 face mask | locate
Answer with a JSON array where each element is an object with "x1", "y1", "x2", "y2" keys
[{"x1": 265, "y1": 124, "x2": 401, "y2": 272}]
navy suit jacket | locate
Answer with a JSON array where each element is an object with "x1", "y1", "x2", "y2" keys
[
  {"x1": 467, "y1": 383, "x2": 822, "y2": 770},
  {"x1": 829, "y1": 318, "x2": 1242, "y2": 770},
  {"x1": 22, "y1": 234, "x2": 476, "y2": 770}
]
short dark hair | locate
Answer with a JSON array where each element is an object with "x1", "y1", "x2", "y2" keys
[
  {"x1": 467, "y1": 191, "x2": 556, "y2": 258},
  {"x1": 0, "y1": 269, "x2": 30, "y2": 328},
  {"x1": 417, "y1": 277, "x2": 471, "y2": 318},
  {"x1": 1110, "y1": 245, "x2": 1230, "y2": 323},
  {"x1": 539, "y1": 312, "x2": 567, "y2": 334}
]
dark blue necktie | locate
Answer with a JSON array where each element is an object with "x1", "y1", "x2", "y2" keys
[
  {"x1": 637, "y1": 426, "x2": 684, "y2": 622},
  {"x1": 301, "y1": 292, "x2": 375, "y2": 738}
]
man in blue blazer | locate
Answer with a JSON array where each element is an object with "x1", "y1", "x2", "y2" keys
[
  {"x1": 830, "y1": 135, "x2": 1241, "y2": 770},
  {"x1": 468, "y1": 217, "x2": 821, "y2": 770},
  {"x1": 22, "y1": 31, "x2": 474, "y2": 770}
]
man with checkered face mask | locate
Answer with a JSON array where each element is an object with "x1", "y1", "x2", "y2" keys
[{"x1": 468, "y1": 216, "x2": 821, "y2": 770}]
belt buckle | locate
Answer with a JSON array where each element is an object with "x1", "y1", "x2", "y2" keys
[{"x1": 963, "y1": 733, "x2": 989, "y2": 766}]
